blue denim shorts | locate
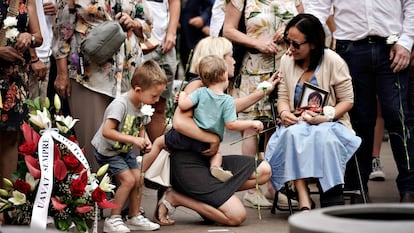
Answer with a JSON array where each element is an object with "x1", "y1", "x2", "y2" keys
[{"x1": 94, "y1": 149, "x2": 139, "y2": 176}]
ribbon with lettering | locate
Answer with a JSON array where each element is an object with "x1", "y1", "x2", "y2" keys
[{"x1": 30, "y1": 123, "x2": 94, "y2": 231}]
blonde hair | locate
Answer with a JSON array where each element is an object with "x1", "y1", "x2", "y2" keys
[
  {"x1": 198, "y1": 55, "x2": 227, "y2": 87},
  {"x1": 131, "y1": 60, "x2": 167, "y2": 90},
  {"x1": 189, "y1": 36, "x2": 233, "y2": 74}
]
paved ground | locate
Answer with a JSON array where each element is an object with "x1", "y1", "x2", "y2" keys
[{"x1": 103, "y1": 129, "x2": 400, "y2": 233}]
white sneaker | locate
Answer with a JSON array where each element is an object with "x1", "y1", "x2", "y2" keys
[
  {"x1": 369, "y1": 158, "x2": 385, "y2": 181},
  {"x1": 104, "y1": 216, "x2": 130, "y2": 233},
  {"x1": 126, "y1": 214, "x2": 160, "y2": 231},
  {"x1": 243, "y1": 191, "x2": 273, "y2": 209}
]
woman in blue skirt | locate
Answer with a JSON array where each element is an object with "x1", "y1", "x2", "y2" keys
[{"x1": 265, "y1": 14, "x2": 361, "y2": 211}]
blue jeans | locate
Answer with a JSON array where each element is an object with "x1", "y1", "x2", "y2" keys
[{"x1": 336, "y1": 39, "x2": 414, "y2": 195}]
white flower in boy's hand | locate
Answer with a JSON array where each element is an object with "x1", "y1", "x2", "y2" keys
[
  {"x1": 257, "y1": 81, "x2": 273, "y2": 92},
  {"x1": 141, "y1": 104, "x2": 155, "y2": 117}
]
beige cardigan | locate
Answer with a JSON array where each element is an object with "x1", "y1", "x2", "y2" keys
[{"x1": 278, "y1": 49, "x2": 354, "y2": 129}]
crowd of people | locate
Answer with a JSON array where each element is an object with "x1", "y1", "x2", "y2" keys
[{"x1": 1, "y1": 0, "x2": 414, "y2": 232}]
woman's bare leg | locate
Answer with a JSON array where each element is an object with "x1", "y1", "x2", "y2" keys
[
  {"x1": 294, "y1": 179, "x2": 311, "y2": 209},
  {"x1": 238, "y1": 160, "x2": 271, "y2": 191}
]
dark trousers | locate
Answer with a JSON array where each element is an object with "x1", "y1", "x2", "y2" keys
[{"x1": 336, "y1": 39, "x2": 414, "y2": 195}]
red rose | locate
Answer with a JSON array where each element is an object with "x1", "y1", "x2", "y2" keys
[
  {"x1": 92, "y1": 187, "x2": 106, "y2": 203},
  {"x1": 63, "y1": 154, "x2": 84, "y2": 173},
  {"x1": 70, "y1": 171, "x2": 87, "y2": 197},
  {"x1": 14, "y1": 179, "x2": 31, "y2": 194}
]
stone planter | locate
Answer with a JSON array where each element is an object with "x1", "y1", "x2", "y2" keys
[{"x1": 289, "y1": 203, "x2": 414, "y2": 233}]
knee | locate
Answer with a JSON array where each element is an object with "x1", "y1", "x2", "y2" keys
[
  {"x1": 119, "y1": 176, "x2": 138, "y2": 190},
  {"x1": 226, "y1": 212, "x2": 247, "y2": 226},
  {"x1": 258, "y1": 161, "x2": 271, "y2": 184}
]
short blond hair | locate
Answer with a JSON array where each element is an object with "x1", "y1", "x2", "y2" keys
[
  {"x1": 131, "y1": 60, "x2": 167, "y2": 90},
  {"x1": 189, "y1": 36, "x2": 233, "y2": 74},
  {"x1": 198, "y1": 55, "x2": 227, "y2": 87}
]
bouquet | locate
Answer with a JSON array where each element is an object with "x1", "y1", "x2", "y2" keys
[{"x1": 0, "y1": 95, "x2": 117, "y2": 232}]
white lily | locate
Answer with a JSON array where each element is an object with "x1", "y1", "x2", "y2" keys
[
  {"x1": 55, "y1": 115, "x2": 79, "y2": 133},
  {"x1": 29, "y1": 107, "x2": 51, "y2": 129},
  {"x1": 9, "y1": 190, "x2": 26, "y2": 206},
  {"x1": 141, "y1": 104, "x2": 155, "y2": 117},
  {"x1": 3, "y1": 16, "x2": 17, "y2": 28},
  {"x1": 99, "y1": 174, "x2": 116, "y2": 193},
  {"x1": 25, "y1": 173, "x2": 39, "y2": 192}
]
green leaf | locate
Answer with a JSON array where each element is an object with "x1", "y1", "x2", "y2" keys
[
  {"x1": 73, "y1": 217, "x2": 88, "y2": 233},
  {"x1": 55, "y1": 217, "x2": 71, "y2": 231},
  {"x1": 34, "y1": 97, "x2": 41, "y2": 110}
]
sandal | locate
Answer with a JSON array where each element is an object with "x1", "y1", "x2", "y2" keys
[{"x1": 154, "y1": 189, "x2": 176, "y2": 226}]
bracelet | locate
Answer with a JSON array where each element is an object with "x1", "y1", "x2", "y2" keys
[{"x1": 30, "y1": 58, "x2": 40, "y2": 64}]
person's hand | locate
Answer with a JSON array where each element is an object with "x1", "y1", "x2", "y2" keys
[
  {"x1": 162, "y1": 32, "x2": 176, "y2": 54},
  {"x1": 43, "y1": 2, "x2": 56, "y2": 15},
  {"x1": 54, "y1": 73, "x2": 71, "y2": 98},
  {"x1": 31, "y1": 59, "x2": 48, "y2": 81},
  {"x1": 301, "y1": 110, "x2": 328, "y2": 125},
  {"x1": 252, "y1": 120, "x2": 264, "y2": 132},
  {"x1": 116, "y1": 12, "x2": 140, "y2": 31},
  {"x1": 390, "y1": 44, "x2": 411, "y2": 73},
  {"x1": 256, "y1": 38, "x2": 278, "y2": 54},
  {"x1": 272, "y1": 27, "x2": 285, "y2": 44},
  {"x1": 14, "y1": 32, "x2": 32, "y2": 53},
  {"x1": 133, "y1": 136, "x2": 151, "y2": 150},
  {"x1": 0, "y1": 46, "x2": 24, "y2": 63},
  {"x1": 188, "y1": 16, "x2": 204, "y2": 28},
  {"x1": 266, "y1": 71, "x2": 283, "y2": 96},
  {"x1": 280, "y1": 110, "x2": 299, "y2": 127},
  {"x1": 201, "y1": 139, "x2": 219, "y2": 156}
]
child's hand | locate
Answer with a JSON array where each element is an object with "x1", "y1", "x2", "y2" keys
[
  {"x1": 133, "y1": 137, "x2": 151, "y2": 150},
  {"x1": 252, "y1": 120, "x2": 264, "y2": 132},
  {"x1": 174, "y1": 92, "x2": 180, "y2": 103}
]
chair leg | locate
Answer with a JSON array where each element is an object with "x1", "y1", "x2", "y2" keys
[
  {"x1": 271, "y1": 191, "x2": 279, "y2": 214},
  {"x1": 354, "y1": 155, "x2": 367, "y2": 204}
]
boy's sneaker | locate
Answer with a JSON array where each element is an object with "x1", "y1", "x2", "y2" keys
[
  {"x1": 126, "y1": 214, "x2": 160, "y2": 231},
  {"x1": 369, "y1": 158, "x2": 385, "y2": 181},
  {"x1": 210, "y1": 166, "x2": 233, "y2": 182},
  {"x1": 104, "y1": 215, "x2": 130, "y2": 233}
]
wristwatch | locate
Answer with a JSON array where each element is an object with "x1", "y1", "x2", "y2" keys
[{"x1": 30, "y1": 34, "x2": 36, "y2": 47}]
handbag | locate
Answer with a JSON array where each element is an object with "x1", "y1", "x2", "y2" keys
[
  {"x1": 140, "y1": 33, "x2": 160, "y2": 55},
  {"x1": 80, "y1": 20, "x2": 126, "y2": 65},
  {"x1": 144, "y1": 149, "x2": 170, "y2": 187}
]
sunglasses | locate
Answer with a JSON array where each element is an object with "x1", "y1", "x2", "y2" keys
[{"x1": 283, "y1": 37, "x2": 308, "y2": 49}]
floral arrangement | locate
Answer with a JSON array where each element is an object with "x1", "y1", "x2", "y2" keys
[{"x1": 0, "y1": 95, "x2": 117, "y2": 232}]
